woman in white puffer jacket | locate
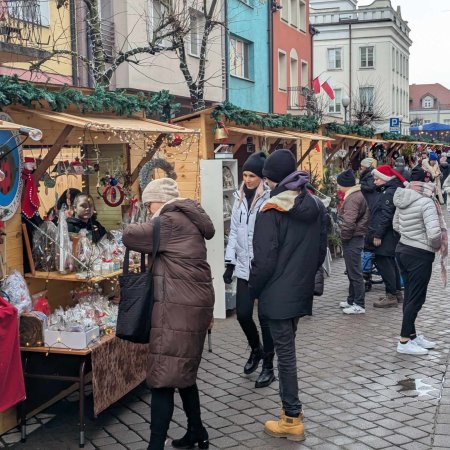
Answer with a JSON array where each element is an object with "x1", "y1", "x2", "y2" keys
[
  {"x1": 393, "y1": 166, "x2": 445, "y2": 356},
  {"x1": 223, "y1": 152, "x2": 273, "y2": 388}
]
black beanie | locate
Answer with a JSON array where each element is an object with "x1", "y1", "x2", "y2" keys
[
  {"x1": 242, "y1": 152, "x2": 266, "y2": 178},
  {"x1": 410, "y1": 166, "x2": 427, "y2": 182},
  {"x1": 262, "y1": 149, "x2": 296, "y2": 183},
  {"x1": 337, "y1": 169, "x2": 356, "y2": 187}
]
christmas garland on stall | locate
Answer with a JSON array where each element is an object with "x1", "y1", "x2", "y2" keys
[
  {"x1": 325, "y1": 122, "x2": 376, "y2": 138},
  {"x1": 211, "y1": 102, "x2": 319, "y2": 132},
  {"x1": 0, "y1": 75, "x2": 179, "y2": 120},
  {"x1": 380, "y1": 132, "x2": 446, "y2": 145}
]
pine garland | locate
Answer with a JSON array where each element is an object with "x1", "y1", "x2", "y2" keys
[
  {"x1": 211, "y1": 102, "x2": 319, "y2": 132},
  {"x1": 325, "y1": 122, "x2": 376, "y2": 138},
  {"x1": 380, "y1": 131, "x2": 446, "y2": 145},
  {"x1": 0, "y1": 75, "x2": 179, "y2": 120}
]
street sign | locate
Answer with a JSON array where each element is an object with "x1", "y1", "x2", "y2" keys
[{"x1": 390, "y1": 117, "x2": 401, "y2": 133}]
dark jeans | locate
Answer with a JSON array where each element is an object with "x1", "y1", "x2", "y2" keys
[
  {"x1": 268, "y1": 318, "x2": 302, "y2": 417},
  {"x1": 148, "y1": 384, "x2": 202, "y2": 450},
  {"x1": 342, "y1": 236, "x2": 365, "y2": 307},
  {"x1": 375, "y1": 255, "x2": 401, "y2": 295},
  {"x1": 396, "y1": 251, "x2": 434, "y2": 338},
  {"x1": 237, "y1": 278, "x2": 274, "y2": 354}
]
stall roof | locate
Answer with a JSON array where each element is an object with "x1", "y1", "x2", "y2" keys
[
  {"x1": 227, "y1": 126, "x2": 296, "y2": 139},
  {"x1": 13, "y1": 108, "x2": 199, "y2": 134},
  {"x1": 0, "y1": 119, "x2": 30, "y2": 131},
  {"x1": 282, "y1": 131, "x2": 334, "y2": 142},
  {"x1": 333, "y1": 133, "x2": 385, "y2": 144}
]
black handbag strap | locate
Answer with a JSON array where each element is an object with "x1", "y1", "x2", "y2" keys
[{"x1": 123, "y1": 217, "x2": 161, "y2": 274}]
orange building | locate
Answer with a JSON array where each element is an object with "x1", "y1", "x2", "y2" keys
[{"x1": 272, "y1": 0, "x2": 312, "y2": 114}]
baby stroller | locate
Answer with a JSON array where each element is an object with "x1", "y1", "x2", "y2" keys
[{"x1": 361, "y1": 250, "x2": 383, "y2": 292}]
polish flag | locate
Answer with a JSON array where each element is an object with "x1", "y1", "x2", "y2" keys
[
  {"x1": 312, "y1": 76, "x2": 321, "y2": 94},
  {"x1": 321, "y1": 77, "x2": 335, "y2": 100}
]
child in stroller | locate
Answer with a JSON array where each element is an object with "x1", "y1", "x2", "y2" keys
[{"x1": 361, "y1": 250, "x2": 383, "y2": 291}]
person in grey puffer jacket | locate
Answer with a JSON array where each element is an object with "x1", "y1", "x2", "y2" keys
[
  {"x1": 393, "y1": 167, "x2": 443, "y2": 356},
  {"x1": 223, "y1": 152, "x2": 274, "y2": 388}
]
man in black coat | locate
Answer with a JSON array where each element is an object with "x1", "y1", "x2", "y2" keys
[
  {"x1": 249, "y1": 150, "x2": 327, "y2": 442},
  {"x1": 368, "y1": 165, "x2": 406, "y2": 308}
]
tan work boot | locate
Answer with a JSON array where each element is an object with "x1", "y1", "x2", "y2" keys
[
  {"x1": 264, "y1": 415, "x2": 305, "y2": 441},
  {"x1": 373, "y1": 293, "x2": 398, "y2": 308},
  {"x1": 396, "y1": 290, "x2": 404, "y2": 304},
  {"x1": 281, "y1": 408, "x2": 305, "y2": 420}
]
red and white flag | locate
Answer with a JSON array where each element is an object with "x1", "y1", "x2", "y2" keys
[
  {"x1": 321, "y1": 77, "x2": 335, "y2": 100},
  {"x1": 312, "y1": 75, "x2": 322, "y2": 94}
]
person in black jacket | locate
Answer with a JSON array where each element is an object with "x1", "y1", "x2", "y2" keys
[
  {"x1": 359, "y1": 158, "x2": 378, "y2": 213},
  {"x1": 66, "y1": 194, "x2": 107, "y2": 244},
  {"x1": 249, "y1": 150, "x2": 327, "y2": 442},
  {"x1": 369, "y1": 166, "x2": 406, "y2": 308}
]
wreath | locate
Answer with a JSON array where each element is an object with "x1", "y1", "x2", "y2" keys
[
  {"x1": 139, "y1": 158, "x2": 177, "y2": 191},
  {"x1": 102, "y1": 184, "x2": 125, "y2": 207}
]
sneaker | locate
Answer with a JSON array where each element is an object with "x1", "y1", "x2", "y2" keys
[
  {"x1": 343, "y1": 304, "x2": 365, "y2": 315},
  {"x1": 412, "y1": 335, "x2": 436, "y2": 349},
  {"x1": 397, "y1": 340, "x2": 428, "y2": 355},
  {"x1": 339, "y1": 301, "x2": 352, "y2": 308}
]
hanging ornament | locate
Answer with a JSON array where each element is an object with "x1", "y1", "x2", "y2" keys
[
  {"x1": 21, "y1": 162, "x2": 40, "y2": 219},
  {"x1": 214, "y1": 121, "x2": 229, "y2": 141},
  {"x1": 102, "y1": 184, "x2": 125, "y2": 207},
  {"x1": 138, "y1": 158, "x2": 177, "y2": 191},
  {"x1": 168, "y1": 134, "x2": 183, "y2": 147},
  {"x1": 70, "y1": 157, "x2": 84, "y2": 175}
]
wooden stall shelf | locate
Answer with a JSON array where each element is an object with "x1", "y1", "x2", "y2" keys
[{"x1": 25, "y1": 269, "x2": 123, "y2": 283}]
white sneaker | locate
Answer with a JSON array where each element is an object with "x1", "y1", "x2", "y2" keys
[
  {"x1": 397, "y1": 340, "x2": 428, "y2": 355},
  {"x1": 343, "y1": 304, "x2": 365, "y2": 314},
  {"x1": 340, "y1": 301, "x2": 352, "y2": 308},
  {"x1": 412, "y1": 335, "x2": 436, "y2": 349}
]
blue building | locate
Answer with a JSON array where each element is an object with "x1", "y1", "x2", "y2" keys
[{"x1": 227, "y1": 0, "x2": 270, "y2": 113}]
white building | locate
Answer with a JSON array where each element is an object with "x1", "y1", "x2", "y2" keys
[{"x1": 310, "y1": 0, "x2": 412, "y2": 133}]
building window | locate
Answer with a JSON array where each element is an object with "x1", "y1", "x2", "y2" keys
[
  {"x1": 328, "y1": 48, "x2": 342, "y2": 70},
  {"x1": 290, "y1": 0, "x2": 297, "y2": 27},
  {"x1": 299, "y1": 1, "x2": 306, "y2": 31},
  {"x1": 189, "y1": 10, "x2": 204, "y2": 57},
  {"x1": 278, "y1": 51, "x2": 287, "y2": 90},
  {"x1": 359, "y1": 87, "x2": 374, "y2": 111},
  {"x1": 360, "y1": 46, "x2": 374, "y2": 69},
  {"x1": 281, "y1": 0, "x2": 289, "y2": 22},
  {"x1": 230, "y1": 37, "x2": 250, "y2": 79},
  {"x1": 423, "y1": 120, "x2": 431, "y2": 124},
  {"x1": 444, "y1": 119, "x2": 450, "y2": 125},
  {"x1": 328, "y1": 88, "x2": 342, "y2": 114},
  {"x1": 392, "y1": 47, "x2": 395, "y2": 71},
  {"x1": 301, "y1": 61, "x2": 308, "y2": 87},
  {"x1": 8, "y1": 0, "x2": 50, "y2": 26},
  {"x1": 149, "y1": 0, "x2": 170, "y2": 45},
  {"x1": 422, "y1": 96, "x2": 434, "y2": 108}
]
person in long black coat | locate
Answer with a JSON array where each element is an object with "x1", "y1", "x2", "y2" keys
[
  {"x1": 248, "y1": 150, "x2": 327, "y2": 442},
  {"x1": 359, "y1": 159, "x2": 379, "y2": 214},
  {"x1": 368, "y1": 165, "x2": 406, "y2": 308}
]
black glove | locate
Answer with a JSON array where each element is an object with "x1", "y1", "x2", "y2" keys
[{"x1": 223, "y1": 264, "x2": 235, "y2": 284}]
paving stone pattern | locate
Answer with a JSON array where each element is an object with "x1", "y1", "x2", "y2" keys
[{"x1": 2, "y1": 257, "x2": 450, "y2": 449}]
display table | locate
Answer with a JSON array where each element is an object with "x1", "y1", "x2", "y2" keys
[
  {"x1": 20, "y1": 334, "x2": 150, "y2": 448},
  {"x1": 25, "y1": 269, "x2": 123, "y2": 283}
]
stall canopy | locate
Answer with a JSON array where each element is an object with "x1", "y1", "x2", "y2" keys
[
  {"x1": 410, "y1": 123, "x2": 450, "y2": 132},
  {"x1": 226, "y1": 126, "x2": 296, "y2": 140}
]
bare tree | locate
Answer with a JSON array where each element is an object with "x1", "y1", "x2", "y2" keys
[
  {"x1": 302, "y1": 87, "x2": 332, "y2": 125},
  {"x1": 351, "y1": 80, "x2": 389, "y2": 126},
  {"x1": 32, "y1": 0, "x2": 225, "y2": 111}
]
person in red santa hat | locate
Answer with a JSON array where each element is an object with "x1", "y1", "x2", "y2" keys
[{"x1": 367, "y1": 165, "x2": 407, "y2": 308}]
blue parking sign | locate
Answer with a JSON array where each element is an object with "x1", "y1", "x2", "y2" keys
[{"x1": 390, "y1": 117, "x2": 400, "y2": 133}]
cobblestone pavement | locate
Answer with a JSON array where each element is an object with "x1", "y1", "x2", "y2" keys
[{"x1": 3, "y1": 257, "x2": 450, "y2": 450}]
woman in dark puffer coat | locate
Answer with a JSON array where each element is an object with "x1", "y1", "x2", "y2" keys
[{"x1": 123, "y1": 178, "x2": 215, "y2": 450}]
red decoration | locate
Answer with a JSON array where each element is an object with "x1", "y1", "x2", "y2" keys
[
  {"x1": 102, "y1": 184, "x2": 124, "y2": 207},
  {"x1": 34, "y1": 297, "x2": 50, "y2": 316},
  {"x1": 170, "y1": 134, "x2": 183, "y2": 147},
  {"x1": 21, "y1": 168, "x2": 40, "y2": 219}
]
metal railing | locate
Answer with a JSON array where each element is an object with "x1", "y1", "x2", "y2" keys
[
  {"x1": 287, "y1": 86, "x2": 308, "y2": 111},
  {"x1": 0, "y1": 0, "x2": 47, "y2": 47}
]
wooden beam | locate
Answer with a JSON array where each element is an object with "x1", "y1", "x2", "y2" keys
[
  {"x1": 130, "y1": 133, "x2": 165, "y2": 184},
  {"x1": 297, "y1": 140, "x2": 318, "y2": 166},
  {"x1": 33, "y1": 125, "x2": 74, "y2": 182},
  {"x1": 325, "y1": 137, "x2": 345, "y2": 164},
  {"x1": 387, "y1": 143, "x2": 402, "y2": 159}
]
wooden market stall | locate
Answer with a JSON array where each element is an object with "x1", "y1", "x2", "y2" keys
[{"x1": 0, "y1": 105, "x2": 199, "y2": 443}]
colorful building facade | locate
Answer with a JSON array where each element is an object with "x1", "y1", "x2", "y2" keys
[
  {"x1": 227, "y1": 0, "x2": 270, "y2": 113},
  {"x1": 272, "y1": 0, "x2": 312, "y2": 114}
]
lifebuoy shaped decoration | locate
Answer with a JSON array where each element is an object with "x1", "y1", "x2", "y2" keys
[
  {"x1": 139, "y1": 158, "x2": 177, "y2": 191},
  {"x1": 102, "y1": 184, "x2": 125, "y2": 207},
  {"x1": 0, "y1": 112, "x2": 23, "y2": 221}
]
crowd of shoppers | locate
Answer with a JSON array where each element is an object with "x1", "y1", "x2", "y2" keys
[{"x1": 120, "y1": 146, "x2": 447, "y2": 449}]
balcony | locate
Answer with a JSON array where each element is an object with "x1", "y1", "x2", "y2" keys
[
  {"x1": 0, "y1": 0, "x2": 51, "y2": 64},
  {"x1": 288, "y1": 86, "x2": 317, "y2": 115}
]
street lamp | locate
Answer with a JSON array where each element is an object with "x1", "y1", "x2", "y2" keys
[{"x1": 342, "y1": 96, "x2": 351, "y2": 124}]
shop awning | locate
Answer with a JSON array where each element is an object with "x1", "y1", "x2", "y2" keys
[
  {"x1": 227, "y1": 126, "x2": 296, "y2": 140},
  {"x1": 12, "y1": 108, "x2": 199, "y2": 134},
  {"x1": 282, "y1": 131, "x2": 334, "y2": 142},
  {"x1": 0, "y1": 120, "x2": 26, "y2": 131},
  {"x1": 333, "y1": 133, "x2": 385, "y2": 144}
]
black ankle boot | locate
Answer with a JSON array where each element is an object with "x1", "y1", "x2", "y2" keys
[
  {"x1": 244, "y1": 345, "x2": 263, "y2": 375},
  {"x1": 172, "y1": 425, "x2": 209, "y2": 449},
  {"x1": 255, "y1": 352, "x2": 275, "y2": 388}
]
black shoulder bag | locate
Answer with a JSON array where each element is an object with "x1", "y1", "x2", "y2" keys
[{"x1": 116, "y1": 217, "x2": 160, "y2": 343}]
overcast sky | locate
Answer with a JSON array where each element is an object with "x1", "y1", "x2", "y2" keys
[{"x1": 358, "y1": 0, "x2": 450, "y2": 87}]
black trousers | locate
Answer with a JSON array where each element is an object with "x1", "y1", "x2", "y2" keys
[
  {"x1": 236, "y1": 278, "x2": 274, "y2": 354},
  {"x1": 148, "y1": 384, "x2": 203, "y2": 450},
  {"x1": 396, "y1": 251, "x2": 434, "y2": 338},
  {"x1": 342, "y1": 236, "x2": 365, "y2": 307},
  {"x1": 375, "y1": 255, "x2": 401, "y2": 295},
  {"x1": 269, "y1": 318, "x2": 302, "y2": 417}
]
